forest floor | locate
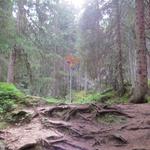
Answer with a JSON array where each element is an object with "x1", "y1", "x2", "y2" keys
[{"x1": 0, "y1": 103, "x2": 150, "y2": 150}]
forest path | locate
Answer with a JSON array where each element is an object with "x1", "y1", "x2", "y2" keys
[{"x1": 0, "y1": 103, "x2": 150, "y2": 150}]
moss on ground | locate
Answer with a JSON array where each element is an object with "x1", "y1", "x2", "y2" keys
[
  {"x1": 97, "y1": 114, "x2": 127, "y2": 124},
  {"x1": 0, "y1": 82, "x2": 131, "y2": 114},
  {"x1": 0, "y1": 121, "x2": 8, "y2": 129},
  {"x1": 46, "y1": 97, "x2": 65, "y2": 104},
  {"x1": 72, "y1": 89, "x2": 129, "y2": 105}
]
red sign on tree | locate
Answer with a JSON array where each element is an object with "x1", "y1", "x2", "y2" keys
[{"x1": 65, "y1": 55, "x2": 80, "y2": 68}]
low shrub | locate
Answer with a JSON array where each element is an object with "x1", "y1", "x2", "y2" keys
[{"x1": 0, "y1": 82, "x2": 25, "y2": 114}]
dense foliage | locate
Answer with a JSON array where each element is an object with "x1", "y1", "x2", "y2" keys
[{"x1": 0, "y1": 82, "x2": 24, "y2": 113}]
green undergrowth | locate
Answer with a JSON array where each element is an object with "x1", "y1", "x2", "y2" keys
[
  {"x1": 0, "y1": 83, "x2": 131, "y2": 129},
  {"x1": 0, "y1": 82, "x2": 25, "y2": 114},
  {"x1": 0, "y1": 82, "x2": 130, "y2": 114},
  {"x1": 72, "y1": 89, "x2": 129, "y2": 105},
  {"x1": 0, "y1": 82, "x2": 27, "y2": 129},
  {"x1": 46, "y1": 97, "x2": 65, "y2": 104},
  {"x1": 146, "y1": 96, "x2": 150, "y2": 103},
  {"x1": 45, "y1": 89, "x2": 130, "y2": 105}
]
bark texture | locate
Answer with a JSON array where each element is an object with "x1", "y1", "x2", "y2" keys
[
  {"x1": 115, "y1": 0, "x2": 125, "y2": 96},
  {"x1": 130, "y1": 0, "x2": 148, "y2": 103},
  {"x1": 7, "y1": 47, "x2": 17, "y2": 83}
]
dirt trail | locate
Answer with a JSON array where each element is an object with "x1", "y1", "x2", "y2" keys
[{"x1": 0, "y1": 104, "x2": 150, "y2": 150}]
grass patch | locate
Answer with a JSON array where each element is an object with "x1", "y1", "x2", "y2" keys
[{"x1": 46, "y1": 97, "x2": 65, "y2": 104}]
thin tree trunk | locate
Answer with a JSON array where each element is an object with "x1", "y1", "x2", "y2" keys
[
  {"x1": 69, "y1": 67, "x2": 72, "y2": 103},
  {"x1": 24, "y1": 53, "x2": 33, "y2": 84},
  {"x1": 0, "y1": 64, "x2": 2, "y2": 81},
  {"x1": 84, "y1": 71, "x2": 88, "y2": 93},
  {"x1": 130, "y1": 0, "x2": 148, "y2": 103},
  {"x1": 128, "y1": 32, "x2": 135, "y2": 86},
  {"x1": 129, "y1": 47, "x2": 135, "y2": 85},
  {"x1": 7, "y1": 47, "x2": 17, "y2": 83},
  {"x1": 115, "y1": 0, "x2": 125, "y2": 96}
]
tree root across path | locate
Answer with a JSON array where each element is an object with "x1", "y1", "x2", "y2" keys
[
  {"x1": 43, "y1": 104, "x2": 132, "y2": 121},
  {"x1": 0, "y1": 104, "x2": 150, "y2": 150}
]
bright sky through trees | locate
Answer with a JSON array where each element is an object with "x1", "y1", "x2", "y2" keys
[{"x1": 65, "y1": 0, "x2": 85, "y2": 8}]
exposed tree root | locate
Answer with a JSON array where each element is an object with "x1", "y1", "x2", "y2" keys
[
  {"x1": 108, "y1": 134, "x2": 128, "y2": 145},
  {"x1": 1, "y1": 104, "x2": 150, "y2": 150},
  {"x1": 97, "y1": 109, "x2": 133, "y2": 118},
  {"x1": 44, "y1": 120, "x2": 83, "y2": 137},
  {"x1": 19, "y1": 143, "x2": 37, "y2": 150},
  {"x1": 44, "y1": 104, "x2": 132, "y2": 123}
]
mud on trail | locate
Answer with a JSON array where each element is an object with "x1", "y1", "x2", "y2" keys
[{"x1": 0, "y1": 103, "x2": 150, "y2": 150}]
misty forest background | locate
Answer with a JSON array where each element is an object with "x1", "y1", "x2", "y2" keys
[{"x1": 1, "y1": 0, "x2": 150, "y2": 106}]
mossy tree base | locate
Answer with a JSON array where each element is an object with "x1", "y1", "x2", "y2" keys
[{"x1": 129, "y1": 93, "x2": 148, "y2": 104}]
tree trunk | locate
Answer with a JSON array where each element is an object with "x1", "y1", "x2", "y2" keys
[
  {"x1": 69, "y1": 67, "x2": 73, "y2": 103},
  {"x1": 128, "y1": 32, "x2": 136, "y2": 87},
  {"x1": 17, "y1": 0, "x2": 27, "y2": 34},
  {"x1": 115, "y1": 0, "x2": 125, "y2": 96},
  {"x1": 0, "y1": 64, "x2": 2, "y2": 81},
  {"x1": 24, "y1": 53, "x2": 33, "y2": 85},
  {"x1": 130, "y1": 0, "x2": 148, "y2": 103},
  {"x1": 84, "y1": 71, "x2": 88, "y2": 93},
  {"x1": 7, "y1": 47, "x2": 17, "y2": 83}
]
